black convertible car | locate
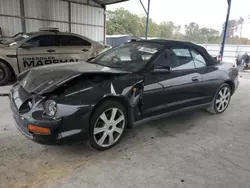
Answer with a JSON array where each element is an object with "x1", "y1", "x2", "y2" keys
[{"x1": 9, "y1": 40, "x2": 239, "y2": 150}]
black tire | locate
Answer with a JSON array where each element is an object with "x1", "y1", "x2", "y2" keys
[
  {"x1": 206, "y1": 83, "x2": 231, "y2": 114},
  {"x1": 89, "y1": 100, "x2": 127, "y2": 151},
  {"x1": 0, "y1": 61, "x2": 11, "y2": 86}
]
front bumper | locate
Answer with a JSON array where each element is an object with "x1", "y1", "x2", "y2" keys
[
  {"x1": 10, "y1": 94, "x2": 62, "y2": 145},
  {"x1": 9, "y1": 85, "x2": 90, "y2": 145}
]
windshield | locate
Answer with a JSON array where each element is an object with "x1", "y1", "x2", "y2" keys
[
  {"x1": 13, "y1": 34, "x2": 29, "y2": 42},
  {"x1": 92, "y1": 42, "x2": 162, "y2": 72},
  {"x1": 7, "y1": 33, "x2": 31, "y2": 46}
]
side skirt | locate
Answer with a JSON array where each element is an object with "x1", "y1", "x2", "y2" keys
[{"x1": 133, "y1": 103, "x2": 211, "y2": 127}]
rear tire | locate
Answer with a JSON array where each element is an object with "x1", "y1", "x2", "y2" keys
[
  {"x1": 206, "y1": 83, "x2": 231, "y2": 114},
  {"x1": 89, "y1": 100, "x2": 127, "y2": 151},
  {"x1": 0, "y1": 61, "x2": 11, "y2": 86}
]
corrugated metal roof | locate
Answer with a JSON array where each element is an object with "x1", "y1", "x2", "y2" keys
[
  {"x1": 63, "y1": 0, "x2": 128, "y2": 6},
  {"x1": 92, "y1": 0, "x2": 129, "y2": 5}
]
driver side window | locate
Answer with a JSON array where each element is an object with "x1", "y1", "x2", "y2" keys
[
  {"x1": 154, "y1": 48, "x2": 195, "y2": 71},
  {"x1": 26, "y1": 35, "x2": 57, "y2": 47}
]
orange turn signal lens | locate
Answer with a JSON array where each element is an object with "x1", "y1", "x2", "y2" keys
[{"x1": 27, "y1": 125, "x2": 51, "y2": 135}]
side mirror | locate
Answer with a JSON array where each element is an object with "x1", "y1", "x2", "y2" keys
[
  {"x1": 152, "y1": 65, "x2": 172, "y2": 73},
  {"x1": 20, "y1": 42, "x2": 34, "y2": 48}
]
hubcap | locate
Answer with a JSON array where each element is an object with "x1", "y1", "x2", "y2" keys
[
  {"x1": 93, "y1": 108, "x2": 125, "y2": 147},
  {"x1": 215, "y1": 87, "x2": 231, "y2": 112}
]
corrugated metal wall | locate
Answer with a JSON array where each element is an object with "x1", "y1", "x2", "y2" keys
[
  {"x1": 0, "y1": 0, "x2": 20, "y2": 16},
  {"x1": 0, "y1": 17, "x2": 22, "y2": 36},
  {"x1": 0, "y1": 0, "x2": 105, "y2": 43},
  {"x1": 24, "y1": 0, "x2": 69, "y2": 22},
  {"x1": 71, "y1": 2, "x2": 104, "y2": 42},
  {"x1": 0, "y1": 0, "x2": 21, "y2": 36},
  {"x1": 24, "y1": 0, "x2": 70, "y2": 32},
  {"x1": 26, "y1": 19, "x2": 69, "y2": 32},
  {"x1": 200, "y1": 44, "x2": 250, "y2": 63}
]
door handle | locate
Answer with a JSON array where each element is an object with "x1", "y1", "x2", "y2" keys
[
  {"x1": 192, "y1": 76, "x2": 199, "y2": 82},
  {"x1": 82, "y1": 48, "x2": 89, "y2": 52},
  {"x1": 47, "y1": 49, "x2": 55, "y2": 53}
]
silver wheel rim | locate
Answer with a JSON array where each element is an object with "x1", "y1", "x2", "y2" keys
[
  {"x1": 215, "y1": 87, "x2": 231, "y2": 112},
  {"x1": 93, "y1": 108, "x2": 125, "y2": 147}
]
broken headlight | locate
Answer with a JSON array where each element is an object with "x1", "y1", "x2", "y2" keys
[{"x1": 44, "y1": 100, "x2": 57, "y2": 117}]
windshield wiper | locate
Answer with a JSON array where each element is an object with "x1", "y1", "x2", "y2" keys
[
  {"x1": 89, "y1": 60, "x2": 126, "y2": 70},
  {"x1": 104, "y1": 65, "x2": 121, "y2": 69},
  {"x1": 89, "y1": 61, "x2": 103, "y2": 66}
]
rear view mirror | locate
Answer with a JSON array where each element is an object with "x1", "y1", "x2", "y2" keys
[{"x1": 152, "y1": 65, "x2": 172, "y2": 73}]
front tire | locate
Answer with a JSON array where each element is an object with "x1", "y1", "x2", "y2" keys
[
  {"x1": 0, "y1": 61, "x2": 11, "y2": 86},
  {"x1": 207, "y1": 83, "x2": 231, "y2": 114},
  {"x1": 89, "y1": 100, "x2": 127, "y2": 151}
]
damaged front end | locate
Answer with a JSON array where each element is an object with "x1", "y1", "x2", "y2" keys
[{"x1": 10, "y1": 62, "x2": 145, "y2": 143}]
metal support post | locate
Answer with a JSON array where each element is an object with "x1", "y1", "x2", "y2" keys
[
  {"x1": 139, "y1": 0, "x2": 150, "y2": 40},
  {"x1": 20, "y1": 0, "x2": 26, "y2": 33},
  {"x1": 68, "y1": 2, "x2": 72, "y2": 32},
  {"x1": 219, "y1": 0, "x2": 232, "y2": 61}
]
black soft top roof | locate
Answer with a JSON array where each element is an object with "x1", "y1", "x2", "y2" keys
[
  {"x1": 133, "y1": 39, "x2": 218, "y2": 66},
  {"x1": 140, "y1": 39, "x2": 194, "y2": 46}
]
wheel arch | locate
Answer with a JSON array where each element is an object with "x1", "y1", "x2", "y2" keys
[
  {"x1": 89, "y1": 95, "x2": 134, "y2": 128},
  {"x1": 224, "y1": 80, "x2": 235, "y2": 94},
  {"x1": 0, "y1": 58, "x2": 15, "y2": 76}
]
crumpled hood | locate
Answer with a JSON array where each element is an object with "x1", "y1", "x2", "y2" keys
[{"x1": 18, "y1": 62, "x2": 129, "y2": 94}]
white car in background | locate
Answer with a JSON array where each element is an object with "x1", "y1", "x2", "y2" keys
[{"x1": 0, "y1": 28, "x2": 110, "y2": 85}]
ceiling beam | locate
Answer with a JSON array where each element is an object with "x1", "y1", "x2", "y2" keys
[{"x1": 92, "y1": 0, "x2": 129, "y2": 5}]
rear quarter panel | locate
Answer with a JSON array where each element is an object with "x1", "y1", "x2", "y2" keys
[{"x1": 197, "y1": 65, "x2": 231, "y2": 103}]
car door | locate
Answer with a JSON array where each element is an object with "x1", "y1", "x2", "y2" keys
[
  {"x1": 143, "y1": 48, "x2": 203, "y2": 117},
  {"x1": 190, "y1": 49, "x2": 222, "y2": 104},
  {"x1": 56, "y1": 34, "x2": 92, "y2": 62},
  {"x1": 143, "y1": 69, "x2": 165, "y2": 118},
  {"x1": 17, "y1": 34, "x2": 59, "y2": 72}
]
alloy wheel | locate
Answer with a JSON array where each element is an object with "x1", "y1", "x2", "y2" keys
[
  {"x1": 93, "y1": 108, "x2": 125, "y2": 147},
  {"x1": 215, "y1": 87, "x2": 231, "y2": 112}
]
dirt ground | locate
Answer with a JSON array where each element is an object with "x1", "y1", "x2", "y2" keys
[{"x1": 1, "y1": 74, "x2": 250, "y2": 188}]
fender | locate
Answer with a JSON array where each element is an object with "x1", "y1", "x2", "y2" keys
[
  {"x1": 100, "y1": 80, "x2": 144, "y2": 128},
  {"x1": 106, "y1": 80, "x2": 144, "y2": 108}
]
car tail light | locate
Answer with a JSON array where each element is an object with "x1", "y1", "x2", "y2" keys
[{"x1": 217, "y1": 55, "x2": 222, "y2": 62}]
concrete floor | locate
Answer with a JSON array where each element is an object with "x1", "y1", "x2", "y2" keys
[{"x1": 1, "y1": 75, "x2": 250, "y2": 188}]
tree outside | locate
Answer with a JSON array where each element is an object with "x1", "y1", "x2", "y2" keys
[{"x1": 107, "y1": 8, "x2": 250, "y2": 45}]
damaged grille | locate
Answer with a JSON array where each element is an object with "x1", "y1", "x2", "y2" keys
[{"x1": 19, "y1": 98, "x2": 35, "y2": 114}]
